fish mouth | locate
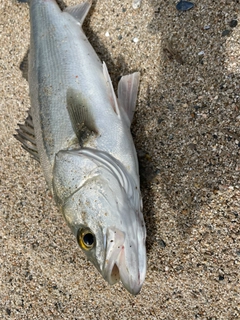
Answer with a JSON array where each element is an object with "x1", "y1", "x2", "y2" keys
[{"x1": 103, "y1": 227, "x2": 146, "y2": 295}]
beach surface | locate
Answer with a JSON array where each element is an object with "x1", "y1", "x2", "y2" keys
[{"x1": 0, "y1": 0, "x2": 239, "y2": 318}]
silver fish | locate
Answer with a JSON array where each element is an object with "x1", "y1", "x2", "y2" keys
[{"x1": 15, "y1": 0, "x2": 146, "y2": 295}]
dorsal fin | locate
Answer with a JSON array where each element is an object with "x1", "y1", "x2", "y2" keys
[
  {"x1": 14, "y1": 109, "x2": 39, "y2": 162},
  {"x1": 19, "y1": 48, "x2": 29, "y2": 81},
  {"x1": 64, "y1": 0, "x2": 92, "y2": 26},
  {"x1": 117, "y1": 72, "x2": 140, "y2": 125}
]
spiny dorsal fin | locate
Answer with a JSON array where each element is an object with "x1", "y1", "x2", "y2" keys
[
  {"x1": 19, "y1": 48, "x2": 29, "y2": 81},
  {"x1": 14, "y1": 109, "x2": 39, "y2": 162},
  {"x1": 117, "y1": 72, "x2": 140, "y2": 125},
  {"x1": 64, "y1": 0, "x2": 92, "y2": 26},
  {"x1": 66, "y1": 87, "x2": 98, "y2": 142},
  {"x1": 102, "y1": 62, "x2": 120, "y2": 117}
]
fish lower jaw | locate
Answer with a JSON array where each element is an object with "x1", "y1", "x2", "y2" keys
[
  {"x1": 102, "y1": 227, "x2": 145, "y2": 295},
  {"x1": 107, "y1": 263, "x2": 121, "y2": 285},
  {"x1": 103, "y1": 257, "x2": 121, "y2": 286},
  {"x1": 103, "y1": 254, "x2": 144, "y2": 295}
]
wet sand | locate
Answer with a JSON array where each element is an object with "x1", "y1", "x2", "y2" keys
[{"x1": 1, "y1": 0, "x2": 239, "y2": 318}]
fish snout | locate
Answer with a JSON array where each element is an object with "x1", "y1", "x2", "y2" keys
[{"x1": 103, "y1": 227, "x2": 146, "y2": 295}]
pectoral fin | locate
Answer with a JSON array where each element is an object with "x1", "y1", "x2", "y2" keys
[
  {"x1": 64, "y1": 0, "x2": 92, "y2": 26},
  {"x1": 66, "y1": 88, "x2": 98, "y2": 142},
  {"x1": 117, "y1": 72, "x2": 140, "y2": 125}
]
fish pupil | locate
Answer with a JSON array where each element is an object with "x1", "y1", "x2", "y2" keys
[{"x1": 83, "y1": 233, "x2": 94, "y2": 246}]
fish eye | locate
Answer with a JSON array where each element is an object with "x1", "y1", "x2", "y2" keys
[{"x1": 77, "y1": 227, "x2": 95, "y2": 251}]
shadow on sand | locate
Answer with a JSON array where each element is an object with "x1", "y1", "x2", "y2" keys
[{"x1": 139, "y1": 0, "x2": 240, "y2": 239}]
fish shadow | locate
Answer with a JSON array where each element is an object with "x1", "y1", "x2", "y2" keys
[{"x1": 144, "y1": 0, "x2": 240, "y2": 236}]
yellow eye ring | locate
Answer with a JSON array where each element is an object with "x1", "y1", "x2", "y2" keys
[{"x1": 77, "y1": 227, "x2": 95, "y2": 251}]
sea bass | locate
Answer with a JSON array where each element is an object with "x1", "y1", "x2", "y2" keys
[{"x1": 15, "y1": 0, "x2": 146, "y2": 294}]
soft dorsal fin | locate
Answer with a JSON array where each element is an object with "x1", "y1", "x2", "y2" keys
[
  {"x1": 117, "y1": 72, "x2": 140, "y2": 125},
  {"x1": 14, "y1": 109, "x2": 39, "y2": 162},
  {"x1": 66, "y1": 87, "x2": 98, "y2": 142},
  {"x1": 102, "y1": 62, "x2": 120, "y2": 117},
  {"x1": 64, "y1": 0, "x2": 92, "y2": 26}
]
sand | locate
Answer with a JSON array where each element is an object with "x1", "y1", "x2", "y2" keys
[{"x1": 0, "y1": 0, "x2": 239, "y2": 319}]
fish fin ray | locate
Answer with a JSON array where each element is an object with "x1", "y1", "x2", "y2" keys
[
  {"x1": 117, "y1": 72, "x2": 140, "y2": 125},
  {"x1": 64, "y1": 0, "x2": 92, "y2": 26},
  {"x1": 102, "y1": 62, "x2": 120, "y2": 117},
  {"x1": 66, "y1": 88, "x2": 98, "y2": 142},
  {"x1": 19, "y1": 48, "x2": 29, "y2": 81},
  {"x1": 14, "y1": 109, "x2": 39, "y2": 162}
]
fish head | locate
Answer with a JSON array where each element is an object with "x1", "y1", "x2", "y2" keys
[{"x1": 53, "y1": 149, "x2": 147, "y2": 295}]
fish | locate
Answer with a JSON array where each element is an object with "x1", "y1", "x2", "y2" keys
[{"x1": 15, "y1": 0, "x2": 147, "y2": 295}]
